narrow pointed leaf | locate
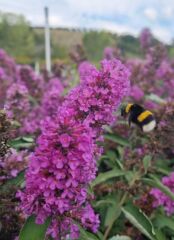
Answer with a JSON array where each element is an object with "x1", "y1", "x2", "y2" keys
[
  {"x1": 122, "y1": 204, "x2": 156, "y2": 240},
  {"x1": 109, "y1": 236, "x2": 131, "y2": 240},
  {"x1": 91, "y1": 169, "x2": 125, "y2": 188},
  {"x1": 104, "y1": 134, "x2": 130, "y2": 146}
]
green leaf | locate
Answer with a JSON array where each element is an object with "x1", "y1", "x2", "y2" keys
[
  {"x1": 22, "y1": 136, "x2": 34, "y2": 143},
  {"x1": 104, "y1": 134, "x2": 130, "y2": 147},
  {"x1": 155, "y1": 167, "x2": 170, "y2": 175},
  {"x1": 125, "y1": 171, "x2": 140, "y2": 185},
  {"x1": 19, "y1": 215, "x2": 51, "y2": 240},
  {"x1": 153, "y1": 229, "x2": 166, "y2": 240},
  {"x1": 143, "y1": 155, "x2": 152, "y2": 174},
  {"x1": 104, "y1": 194, "x2": 122, "y2": 227},
  {"x1": 109, "y1": 236, "x2": 132, "y2": 240},
  {"x1": 96, "y1": 231, "x2": 104, "y2": 240},
  {"x1": 106, "y1": 150, "x2": 117, "y2": 162},
  {"x1": 143, "y1": 175, "x2": 174, "y2": 201},
  {"x1": 78, "y1": 223, "x2": 99, "y2": 240},
  {"x1": 122, "y1": 203, "x2": 156, "y2": 240},
  {"x1": 153, "y1": 215, "x2": 174, "y2": 231},
  {"x1": 91, "y1": 169, "x2": 125, "y2": 188},
  {"x1": 87, "y1": 184, "x2": 94, "y2": 195},
  {"x1": 104, "y1": 205, "x2": 121, "y2": 227},
  {"x1": 93, "y1": 199, "x2": 116, "y2": 208},
  {"x1": 9, "y1": 137, "x2": 34, "y2": 150},
  {"x1": 103, "y1": 125, "x2": 113, "y2": 133},
  {"x1": 105, "y1": 150, "x2": 122, "y2": 169},
  {"x1": 1, "y1": 170, "x2": 25, "y2": 193}
]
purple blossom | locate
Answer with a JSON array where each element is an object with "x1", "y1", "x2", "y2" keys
[
  {"x1": 18, "y1": 119, "x2": 98, "y2": 238},
  {"x1": 144, "y1": 100, "x2": 158, "y2": 110},
  {"x1": 103, "y1": 47, "x2": 122, "y2": 60},
  {"x1": 139, "y1": 28, "x2": 153, "y2": 50},
  {"x1": 19, "y1": 59, "x2": 130, "y2": 239},
  {"x1": 0, "y1": 148, "x2": 28, "y2": 184},
  {"x1": 0, "y1": 49, "x2": 17, "y2": 78},
  {"x1": 150, "y1": 173, "x2": 174, "y2": 215},
  {"x1": 22, "y1": 78, "x2": 64, "y2": 135},
  {"x1": 104, "y1": 47, "x2": 115, "y2": 60},
  {"x1": 17, "y1": 65, "x2": 44, "y2": 100},
  {"x1": 130, "y1": 85, "x2": 144, "y2": 101},
  {"x1": 41, "y1": 78, "x2": 64, "y2": 117},
  {"x1": 78, "y1": 61, "x2": 97, "y2": 83},
  {"x1": 4, "y1": 81, "x2": 30, "y2": 122},
  {"x1": 65, "y1": 59, "x2": 130, "y2": 136},
  {"x1": 22, "y1": 106, "x2": 43, "y2": 135},
  {"x1": 0, "y1": 49, "x2": 17, "y2": 107},
  {"x1": 156, "y1": 60, "x2": 174, "y2": 98}
]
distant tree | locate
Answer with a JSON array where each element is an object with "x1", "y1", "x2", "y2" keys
[
  {"x1": 33, "y1": 28, "x2": 45, "y2": 60},
  {"x1": 83, "y1": 31, "x2": 116, "y2": 61},
  {"x1": 51, "y1": 44, "x2": 68, "y2": 60},
  {"x1": 117, "y1": 35, "x2": 141, "y2": 57},
  {"x1": 0, "y1": 12, "x2": 35, "y2": 63}
]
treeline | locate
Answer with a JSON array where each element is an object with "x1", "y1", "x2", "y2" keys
[{"x1": 0, "y1": 12, "x2": 173, "y2": 65}]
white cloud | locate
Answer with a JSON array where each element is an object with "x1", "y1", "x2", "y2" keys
[
  {"x1": 0, "y1": 0, "x2": 174, "y2": 43},
  {"x1": 152, "y1": 27, "x2": 172, "y2": 43},
  {"x1": 144, "y1": 8, "x2": 158, "y2": 21},
  {"x1": 65, "y1": 0, "x2": 139, "y2": 15},
  {"x1": 163, "y1": 7, "x2": 173, "y2": 19}
]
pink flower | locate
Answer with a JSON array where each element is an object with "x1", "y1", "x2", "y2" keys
[
  {"x1": 130, "y1": 85, "x2": 144, "y2": 101},
  {"x1": 151, "y1": 172, "x2": 174, "y2": 215},
  {"x1": 19, "y1": 59, "x2": 130, "y2": 239}
]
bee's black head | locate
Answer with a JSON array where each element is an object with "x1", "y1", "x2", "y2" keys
[{"x1": 121, "y1": 103, "x2": 133, "y2": 117}]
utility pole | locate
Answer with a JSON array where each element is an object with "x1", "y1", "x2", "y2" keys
[{"x1": 44, "y1": 6, "x2": 51, "y2": 73}]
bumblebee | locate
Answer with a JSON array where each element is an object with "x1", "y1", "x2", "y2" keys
[{"x1": 121, "y1": 103, "x2": 156, "y2": 132}]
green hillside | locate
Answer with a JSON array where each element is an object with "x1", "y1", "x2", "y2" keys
[{"x1": 0, "y1": 11, "x2": 173, "y2": 65}]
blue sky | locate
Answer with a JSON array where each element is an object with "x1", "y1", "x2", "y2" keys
[{"x1": 0, "y1": 0, "x2": 174, "y2": 43}]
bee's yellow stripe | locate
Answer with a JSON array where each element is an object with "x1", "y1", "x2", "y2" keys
[
  {"x1": 138, "y1": 110, "x2": 153, "y2": 122},
  {"x1": 125, "y1": 103, "x2": 133, "y2": 113}
]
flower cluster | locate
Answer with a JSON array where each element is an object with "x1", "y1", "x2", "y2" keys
[
  {"x1": 148, "y1": 102, "x2": 174, "y2": 159},
  {"x1": 21, "y1": 77, "x2": 64, "y2": 135},
  {"x1": 130, "y1": 85, "x2": 144, "y2": 101},
  {"x1": 19, "y1": 59, "x2": 130, "y2": 239},
  {"x1": 0, "y1": 148, "x2": 28, "y2": 184},
  {"x1": 17, "y1": 65, "x2": 44, "y2": 100},
  {"x1": 78, "y1": 61, "x2": 97, "y2": 83},
  {"x1": 125, "y1": 40, "x2": 174, "y2": 109},
  {"x1": 0, "y1": 49, "x2": 17, "y2": 107},
  {"x1": 68, "y1": 59, "x2": 130, "y2": 136},
  {"x1": 139, "y1": 28, "x2": 153, "y2": 50},
  {"x1": 5, "y1": 82, "x2": 30, "y2": 122},
  {"x1": 41, "y1": 77, "x2": 64, "y2": 118},
  {"x1": 150, "y1": 173, "x2": 174, "y2": 215},
  {"x1": 0, "y1": 49, "x2": 66, "y2": 136},
  {"x1": 103, "y1": 47, "x2": 122, "y2": 60}
]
